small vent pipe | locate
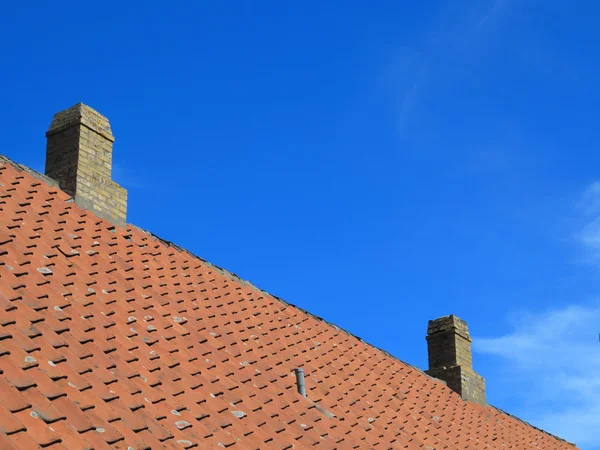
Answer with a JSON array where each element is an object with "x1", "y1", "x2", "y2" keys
[{"x1": 294, "y1": 368, "x2": 306, "y2": 397}]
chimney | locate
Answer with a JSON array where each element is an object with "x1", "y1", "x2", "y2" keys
[
  {"x1": 45, "y1": 103, "x2": 127, "y2": 226},
  {"x1": 425, "y1": 315, "x2": 486, "y2": 405}
]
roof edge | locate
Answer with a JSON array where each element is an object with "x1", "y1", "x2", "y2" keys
[
  {"x1": 0, "y1": 153, "x2": 578, "y2": 449},
  {"x1": 0, "y1": 155, "x2": 60, "y2": 190},
  {"x1": 490, "y1": 405, "x2": 577, "y2": 448},
  {"x1": 132, "y1": 223, "x2": 578, "y2": 448}
]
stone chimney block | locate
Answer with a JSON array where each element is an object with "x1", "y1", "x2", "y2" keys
[
  {"x1": 425, "y1": 315, "x2": 486, "y2": 406},
  {"x1": 45, "y1": 103, "x2": 127, "y2": 226}
]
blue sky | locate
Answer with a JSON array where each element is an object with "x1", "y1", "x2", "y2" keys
[{"x1": 1, "y1": 1, "x2": 599, "y2": 447}]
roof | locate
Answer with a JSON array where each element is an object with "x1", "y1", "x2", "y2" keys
[{"x1": 0, "y1": 155, "x2": 577, "y2": 449}]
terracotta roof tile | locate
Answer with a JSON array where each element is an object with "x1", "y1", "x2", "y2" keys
[{"x1": 0, "y1": 157, "x2": 579, "y2": 449}]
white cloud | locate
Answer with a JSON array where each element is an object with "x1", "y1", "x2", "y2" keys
[
  {"x1": 475, "y1": 305, "x2": 600, "y2": 448},
  {"x1": 470, "y1": 182, "x2": 600, "y2": 448},
  {"x1": 473, "y1": 183, "x2": 600, "y2": 449}
]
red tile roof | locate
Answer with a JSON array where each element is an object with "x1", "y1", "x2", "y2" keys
[{"x1": 0, "y1": 156, "x2": 577, "y2": 449}]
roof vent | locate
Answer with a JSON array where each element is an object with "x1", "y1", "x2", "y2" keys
[
  {"x1": 425, "y1": 315, "x2": 486, "y2": 405},
  {"x1": 294, "y1": 368, "x2": 306, "y2": 397},
  {"x1": 45, "y1": 103, "x2": 127, "y2": 226}
]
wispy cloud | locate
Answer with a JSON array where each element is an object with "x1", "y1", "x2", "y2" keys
[
  {"x1": 112, "y1": 163, "x2": 148, "y2": 189},
  {"x1": 398, "y1": 65, "x2": 427, "y2": 135},
  {"x1": 477, "y1": 0, "x2": 508, "y2": 29},
  {"x1": 388, "y1": 1, "x2": 513, "y2": 135},
  {"x1": 473, "y1": 183, "x2": 600, "y2": 449},
  {"x1": 575, "y1": 182, "x2": 600, "y2": 264},
  {"x1": 577, "y1": 182, "x2": 600, "y2": 216}
]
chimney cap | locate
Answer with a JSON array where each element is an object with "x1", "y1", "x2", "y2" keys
[
  {"x1": 427, "y1": 314, "x2": 470, "y2": 336},
  {"x1": 46, "y1": 102, "x2": 114, "y2": 142}
]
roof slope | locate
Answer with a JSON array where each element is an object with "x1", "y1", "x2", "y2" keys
[{"x1": 0, "y1": 157, "x2": 577, "y2": 449}]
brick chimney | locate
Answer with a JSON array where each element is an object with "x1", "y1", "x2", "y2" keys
[
  {"x1": 425, "y1": 315, "x2": 486, "y2": 405},
  {"x1": 45, "y1": 103, "x2": 127, "y2": 226}
]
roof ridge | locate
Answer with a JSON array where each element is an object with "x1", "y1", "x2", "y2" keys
[{"x1": 0, "y1": 152, "x2": 578, "y2": 448}]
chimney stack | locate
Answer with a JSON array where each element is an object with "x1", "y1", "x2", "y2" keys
[
  {"x1": 425, "y1": 315, "x2": 486, "y2": 405},
  {"x1": 45, "y1": 103, "x2": 127, "y2": 226}
]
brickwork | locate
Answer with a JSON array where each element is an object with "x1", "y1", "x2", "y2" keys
[
  {"x1": 426, "y1": 315, "x2": 487, "y2": 406},
  {"x1": 45, "y1": 103, "x2": 127, "y2": 226}
]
